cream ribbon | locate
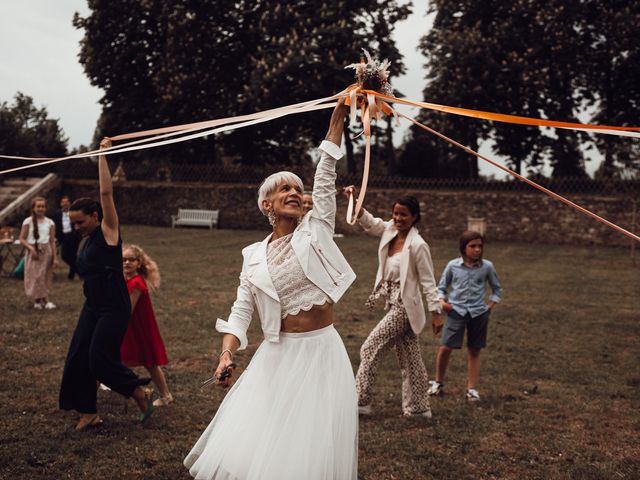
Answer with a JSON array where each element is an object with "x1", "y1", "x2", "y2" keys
[
  {"x1": 0, "y1": 92, "x2": 350, "y2": 175},
  {"x1": 392, "y1": 108, "x2": 640, "y2": 243},
  {"x1": 1, "y1": 87, "x2": 638, "y2": 242}
]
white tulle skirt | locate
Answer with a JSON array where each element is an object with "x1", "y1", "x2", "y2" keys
[{"x1": 184, "y1": 325, "x2": 358, "y2": 480}]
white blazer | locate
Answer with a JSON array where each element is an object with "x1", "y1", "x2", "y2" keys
[
  {"x1": 358, "y1": 210, "x2": 441, "y2": 335},
  {"x1": 216, "y1": 140, "x2": 356, "y2": 350}
]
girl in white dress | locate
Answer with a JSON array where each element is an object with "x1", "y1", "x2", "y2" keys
[{"x1": 19, "y1": 196, "x2": 57, "y2": 309}]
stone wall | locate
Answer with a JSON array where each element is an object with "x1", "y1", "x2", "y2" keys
[
  {"x1": 354, "y1": 188, "x2": 636, "y2": 246},
  {"x1": 50, "y1": 179, "x2": 637, "y2": 246}
]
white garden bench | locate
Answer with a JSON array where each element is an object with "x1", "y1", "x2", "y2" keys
[{"x1": 171, "y1": 208, "x2": 219, "y2": 229}]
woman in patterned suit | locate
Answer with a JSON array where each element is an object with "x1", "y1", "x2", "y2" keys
[{"x1": 345, "y1": 189, "x2": 443, "y2": 417}]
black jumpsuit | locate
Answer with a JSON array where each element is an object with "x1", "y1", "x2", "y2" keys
[{"x1": 59, "y1": 226, "x2": 149, "y2": 414}]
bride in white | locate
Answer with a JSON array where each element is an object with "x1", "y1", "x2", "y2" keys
[{"x1": 184, "y1": 99, "x2": 358, "y2": 480}]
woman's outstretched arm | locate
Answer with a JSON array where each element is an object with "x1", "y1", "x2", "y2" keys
[
  {"x1": 98, "y1": 137, "x2": 119, "y2": 246},
  {"x1": 324, "y1": 98, "x2": 347, "y2": 146}
]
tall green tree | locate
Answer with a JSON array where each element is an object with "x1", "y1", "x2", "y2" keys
[
  {"x1": 580, "y1": 1, "x2": 640, "y2": 179},
  {"x1": 401, "y1": 1, "x2": 591, "y2": 178},
  {"x1": 203, "y1": 0, "x2": 411, "y2": 170},
  {"x1": 74, "y1": 0, "x2": 231, "y2": 162},
  {"x1": 74, "y1": 0, "x2": 411, "y2": 170},
  {"x1": 400, "y1": 1, "x2": 499, "y2": 179},
  {"x1": 365, "y1": 2, "x2": 411, "y2": 176},
  {"x1": 0, "y1": 93, "x2": 68, "y2": 158}
]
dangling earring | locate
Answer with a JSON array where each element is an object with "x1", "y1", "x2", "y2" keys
[{"x1": 267, "y1": 208, "x2": 277, "y2": 227}]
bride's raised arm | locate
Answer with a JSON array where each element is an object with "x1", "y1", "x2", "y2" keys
[{"x1": 311, "y1": 98, "x2": 348, "y2": 232}]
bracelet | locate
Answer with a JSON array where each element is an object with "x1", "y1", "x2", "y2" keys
[{"x1": 219, "y1": 349, "x2": 233, "y2": 360}]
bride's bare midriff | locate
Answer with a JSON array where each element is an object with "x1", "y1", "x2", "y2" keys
[{"x1": 280, "y1": 302, "x2": 333, "y2": 333}]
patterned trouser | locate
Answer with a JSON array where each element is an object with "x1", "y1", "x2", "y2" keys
[{"x1": 355, "y1": 304, "x2": 431, "y2": 415}]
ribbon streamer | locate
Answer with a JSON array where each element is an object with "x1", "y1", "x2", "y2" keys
[
  {"x1": 0, "y1": 91, "x2": 350, "y2": 163},
  {"x1": 393, "y1": 109, "x2": 640, "y2": 243},
  {"x1": 361, "y1": 89, "x2": 640, "y2": 137},
  {"x1": 3, "y1": 87, "x2": 638, "y2": 165},
  {"x1": 342, "y1": 87, "x2": 638, "y2": 242},
  {"x1": 0, "y1": 85, "x2": 637, "y2": 242},
  {"x1": 109, "y1": 91, "x2": 350, "y2": 141},
  {"x1": 0, "y1": 93, "x2": 350, "y2": 176}
]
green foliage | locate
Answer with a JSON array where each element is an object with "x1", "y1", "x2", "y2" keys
[
  {"x1": 73, "y1": 0, "x2": 410, "y2": 169},
  {"x1": 401, "y1": 1, "x2": 638, "y2": 179},
  {"x1": 580, "y1": 1, "x2": 640, "y2": 179},
  {"x1": 0, "y1": 93, "x2": 68, "y2": 158}
]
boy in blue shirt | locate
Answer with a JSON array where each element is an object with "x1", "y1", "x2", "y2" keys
[{"x1": 427, "y1": 230, "x2": 502, "y2": 401}]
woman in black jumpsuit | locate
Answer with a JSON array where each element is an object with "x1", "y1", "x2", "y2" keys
[{"x1": 59, "y1": 137, "x2": 154, "y2": 430}]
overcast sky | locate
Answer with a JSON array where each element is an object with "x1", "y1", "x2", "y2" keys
[
  {"x1": 0, "y1": 2, "x2": 533, "y2": 178},
  {"x1": 0, "y1": 2, "x2": 102, "y2": 147},
  {"x1": 0, "y1": 2, "x2": 430, "y2": 142}
]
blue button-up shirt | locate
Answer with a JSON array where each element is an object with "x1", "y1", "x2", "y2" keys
[{"x1": 437, "y1": 258, "x2": 502, "y2": 318}]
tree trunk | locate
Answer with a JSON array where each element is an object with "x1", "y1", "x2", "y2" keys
[
  {"x1": 600, "y1": 75, "x2": 616, "y2": 179},
  {"x1": 601, "y1": 144, "x2": 615, "y2": 178},
  {"x1": 513, "y1": 156, "x2": 522, "y2": 175},
  {"x1": 467, "y1": 137, "x2": 479, "y2": 179}
]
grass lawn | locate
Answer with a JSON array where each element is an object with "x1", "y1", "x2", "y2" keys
[{"x1": 0, "y1": 225, "x2": 638, "y2": 479}]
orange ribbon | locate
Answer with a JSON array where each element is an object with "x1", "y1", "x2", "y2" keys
[
  {"x1": 1, "y1": 84, "x2": 638, "y2": 242},
  {"x1": 394, "y1": 109, "x2": 639, "y2": 243},
  {"x1": 341, "y1": 85, "x2": 638, "y2": 242},
  {"x1": 344, "y1": 86, "x2": 398, "y2": 224},
  {"x1": 361, "y1": 89, "x2": 640, "y2": 135}
]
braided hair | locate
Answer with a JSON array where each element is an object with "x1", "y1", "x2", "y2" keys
[{"x1": 30, "y1": 196, "x2": 46, "y2": 252}]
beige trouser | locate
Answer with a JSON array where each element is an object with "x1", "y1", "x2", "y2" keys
[{"x1": 355, "y1": 304, "x2": 431, "y2": 415}]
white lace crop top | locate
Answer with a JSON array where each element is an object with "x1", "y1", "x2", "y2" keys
[
  {"x1": 267, "y1": 233, "x2": 333, "y2": 319},
  {"x1": 383, "y1": 253, "x2": 401, "y2": 282}
]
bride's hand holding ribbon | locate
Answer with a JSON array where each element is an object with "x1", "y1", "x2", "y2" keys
[{"x1": 343, "y1": 185, "x2": 364, "y2": 220}]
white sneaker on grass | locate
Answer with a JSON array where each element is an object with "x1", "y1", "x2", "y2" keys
[
  {"x1": 403, "y1": 409, "x2": 432, "y2": 419},
  {"x1": 153, "y1": 393, "x2": 174, "y2": 407},
  {"x1": 466, "y1": 388, "x2": 481, "y2": 402},
  {"x1": 44, "y1": 302, "x2": 56, "y2": 310},
  {"x1": 427, "y1": 380, "x2": 443, "y2": 396},
  {"x1": 358, "y1": 405, "x2": 372, "y2": 415}
]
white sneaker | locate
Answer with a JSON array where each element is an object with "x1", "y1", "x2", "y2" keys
[
  {"x1": 427, "y1": 380, "x2": 443, "y2": 396},
  {"x1": 466, "y1": 388, "x2": 481, "y2": 402},
  {"x1": 98, "y1": 383, "x2": 111, "y2": 391},
  {"x1": 403, "y1": 409, "x2": 432, "y2": 418},
  {"x1": 33, "y1": 303, "x2": 44, "y2": 310},
  {"x1": 358, "y1": 404, "x2": 372, "y2": 415},
  {"x1": 44, "y1": 302, "x2": 56, "y2": 310}
]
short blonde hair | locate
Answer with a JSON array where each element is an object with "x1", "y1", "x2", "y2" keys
[{"x1": 257, "y1": 171, "x2": 304, "y2": 215}]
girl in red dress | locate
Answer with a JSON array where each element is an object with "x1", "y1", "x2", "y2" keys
[{"x1": 121, "y1": 244, "x2": 173, "y2": 407}]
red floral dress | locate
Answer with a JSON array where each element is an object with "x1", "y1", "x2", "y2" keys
[{"x1": 120, "y1": 275, "x2": 169, "y2": 368}]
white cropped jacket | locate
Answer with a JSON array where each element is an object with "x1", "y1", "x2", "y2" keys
[
  {"x1": 215, "y1": 140, "x2": 356, "y2": 349},
  {"x1": 358, "y1": 210, "x2": 441, "y2": 335}
]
